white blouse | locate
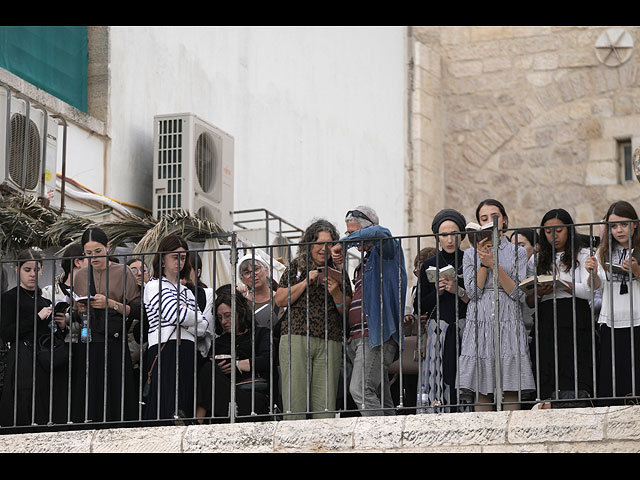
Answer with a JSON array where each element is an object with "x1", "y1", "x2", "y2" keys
[
  {"x1": 526, "y1": 247, "x2": 597, "y2": 303},
  {"x1": 596, "y1": 245, "x2": 640, "y2": 329}
]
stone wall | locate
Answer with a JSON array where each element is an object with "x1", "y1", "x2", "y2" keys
[
  {"x1": 2, "y1": 406, "x2": 640, "y2": 452},
  {"x1": 408, "y1": 26, "x2": 640, "y2": 243}
]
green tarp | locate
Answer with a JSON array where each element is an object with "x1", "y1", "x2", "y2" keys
[{"x1": 0, "y1": 26, "x2": 88, "y2": 112}]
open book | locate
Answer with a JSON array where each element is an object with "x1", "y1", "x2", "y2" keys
[
  {"x1": 518, "y1": 274, "x2": 572, "y2": 295},
  {"x1": 466, "y1": 221, "x2": 494, "y2": 246},
  {"x1": 72, "y1": 293, "x2": 95, "y2": 303},
  {"x1": 426, "y1": 264, "x2": 456, "y2": 283}
]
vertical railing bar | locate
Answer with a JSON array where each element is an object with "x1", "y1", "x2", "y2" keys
[
  {"x1": 230, "y1": 233, "x2": 237, "y2": 423},
  {"x1": 48, "y1": 257, "x2": 56, "y2": 425},
  {"x1": 570, "y1": 224, "x2": 578, "y2": 399},
  {"x1": 629, "y1": 221, "x2": 636, "y2": 398},
  {"x1": 589, "y1": 224, "x2": 597, "y2": 403},
  {"x1": 30, "y1": 261, "x2": 38, "y2": 425},
  {"x1": 551, "y1": 226, "x2": 559, "y2": 402},
  {"x1": 492, "y1": 214, "x2": 501, "y2": 411},
  {"x1": 608, "y1": 221, "x2": 616, "y2": 398}
]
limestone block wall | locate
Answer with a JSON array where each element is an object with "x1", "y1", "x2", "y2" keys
[
  {"x1": 408, "y1": 26, "x2": 640, "y2": 240},
  {"x1": 1, "y1": 406, "x2": 640, "y2": 453}
]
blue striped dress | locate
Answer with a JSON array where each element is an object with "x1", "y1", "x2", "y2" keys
[{"x1": 458, "y1": 236, "x2": 536, "y2": 396}]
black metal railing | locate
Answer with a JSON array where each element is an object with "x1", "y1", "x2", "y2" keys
[{"x1": 0, "y1": 219, "x2": 638, "y2": 432}]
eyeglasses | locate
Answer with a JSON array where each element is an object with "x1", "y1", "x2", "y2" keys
[
  {"x1": 241, "y1": 264, "x2": 264, "y2": 278},
  {"x1": 216, "y1": 312, "x2": 233, "y2": 322},
  {"x1": 346, "y1": 209, "x2": 374, "y2": 225}
]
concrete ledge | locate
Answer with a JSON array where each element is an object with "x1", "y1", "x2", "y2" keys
[{"x1": 2, "y1": 406, "x2": 640, "y2": 452}]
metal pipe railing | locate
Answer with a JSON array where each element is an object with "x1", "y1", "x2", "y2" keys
[{"x1": 0, "y1": 220, "x2": 639, "y2": 432}]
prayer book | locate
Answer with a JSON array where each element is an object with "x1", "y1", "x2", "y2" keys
[
  {"x1": 426, "y1": 264, "x2": 456, "y2": 283},
  {"x1": 518, "y1": 274, "x2": 571, "y2": 295}
]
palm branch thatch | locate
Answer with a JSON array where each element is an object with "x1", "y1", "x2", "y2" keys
[
  {"x1": 0, "y1": 191, "x2": 229, "y2": 257},
  {"x1": 133, "y1": 210, "x2": 229, "y2": 255}
]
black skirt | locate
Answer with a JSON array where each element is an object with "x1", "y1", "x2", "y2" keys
[
  {"x1": 598, "y1": 324, "x2": 640, "y2": 403},
  {"x1": 529, "y1": 297, "x2": 596, "y2": 400},
  {"x1": 142, "y1": 339, "x2": 197, "y2": 421},
  {"x1": 70, "y1": 340, "x2": 138, "y2": 424},
  {"x1": 197, "y1": 360, "x2": 270, "y2": 420},
  {"x1": 0, "y1": 340, "x2": 70, "y2": 427}
]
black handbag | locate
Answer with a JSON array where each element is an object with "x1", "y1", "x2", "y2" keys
[{"x1": 36, "y1": 334, "x2": 69, "y2": 372}]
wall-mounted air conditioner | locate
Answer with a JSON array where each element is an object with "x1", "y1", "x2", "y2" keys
[
  {"x1": 152, "y1": 113, "x2": 234, "y2": 231},
  {"x1": 0, "y1": 85, "x2": 58, "y2": 203}
]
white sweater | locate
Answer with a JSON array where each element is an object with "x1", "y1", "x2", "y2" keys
[
  {"x1": 596, "y1": 246, "x2": 640, "y2": 329},
  {"x1": 143, "y1": 278, "x2": 210, "y2": 346}
]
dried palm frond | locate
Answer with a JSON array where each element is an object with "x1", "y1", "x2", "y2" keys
[
  {"x1": 133, "y1": 210, "x2": 230, "y2": 255},
  {"x1": 0, "y1": 192, "x2": 230, "y2": 257},
  {"x1": 0, "y1": 192, "x2": 59, "y2": 254}
]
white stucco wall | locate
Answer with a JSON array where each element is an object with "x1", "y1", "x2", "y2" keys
[{"x1": 107, "y1": 26, "x2": 408, "y2": 236}]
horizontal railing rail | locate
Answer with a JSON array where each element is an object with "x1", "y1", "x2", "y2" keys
[{"x1": 0, "y1": 219, "x2": 638, "y2": 432}]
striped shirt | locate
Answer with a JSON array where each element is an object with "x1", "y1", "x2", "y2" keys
[
  {"x1": 348, "y1": 263, "x2": 367, "y2": 339},
  {"x1": 143, "y1": 277, "x2": 210, "y2": 347}
]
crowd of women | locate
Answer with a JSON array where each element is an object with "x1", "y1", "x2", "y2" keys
[
  {"x1": 409, "y1": 198, "x2": 640, "y2": 412},
  {"x1": 0, "y1": 197, "x2": 640, "y2": 428}
]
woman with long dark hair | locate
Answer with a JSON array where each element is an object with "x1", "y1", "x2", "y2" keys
[
  {"x1": 526, "y1": 208, "x2": 599, "y2": 403},
  {"x1": 196, "y1": 285, "x2": 271, "y2": 422},
  {"x1": 594, "y1": 200, "x2": 640, "y2": 403},
  {"x1": 0, "y1": 249, "x2": 68, "y2": 426},
  {"x1": 142, "y1": 234, "x2": 209, "y2": 422},
  {"x1": 71, "y1": 227, "x2": 142, "y2": 423}
]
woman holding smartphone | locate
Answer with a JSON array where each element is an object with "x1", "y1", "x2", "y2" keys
[
  {"x1": 0, "y1": 249, "x2": 68, "y2": 426},
  {"x1": 459, "y1": 199, "x2": 535, "y2": 411}
]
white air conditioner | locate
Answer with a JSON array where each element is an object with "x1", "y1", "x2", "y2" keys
[
  {"x1": 0, "y1": 86, "x2": 58, "y2": 202},
  {"x1": 152, "y1": 113, "x2": 234, "y2": 231}
]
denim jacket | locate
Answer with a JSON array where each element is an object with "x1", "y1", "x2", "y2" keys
[{"x1": 341, "y1": 225, "x2": 407, "y2": 349}]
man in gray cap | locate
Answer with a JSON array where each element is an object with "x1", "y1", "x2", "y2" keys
[{"x1": 331, "y1": 206, "x2": 407, "y2": 416}]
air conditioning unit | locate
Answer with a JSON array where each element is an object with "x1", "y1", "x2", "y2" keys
[
  {"x1": 152, "y1": 113, "x2": 234, "y2": 231},
  {"x1": 0, "y1": 86, "x2": 58, "y2": 203}
]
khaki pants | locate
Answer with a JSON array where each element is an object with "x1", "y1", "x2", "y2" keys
[{"x1": 279, "y1": 334, "x2": 341, "y2": 420}]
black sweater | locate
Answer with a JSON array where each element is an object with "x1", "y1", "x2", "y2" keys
[{"x1": 413, "y1": 249, "x2": 468, "y2": 325}]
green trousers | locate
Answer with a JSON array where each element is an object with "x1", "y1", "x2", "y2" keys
[{"x1": 279, "y1": 334, "x2": 341, "y2": 420}]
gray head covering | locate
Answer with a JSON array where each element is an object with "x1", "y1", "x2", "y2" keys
[{"x1": 431, "y1": 209, "x2": 467, "y2": 240}]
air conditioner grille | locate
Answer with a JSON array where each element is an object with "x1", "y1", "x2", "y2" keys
[
  {"x1": 156, "y1": 118, "x2": 183, "y2": 218},
  {"x1": 195, "y1": 131, "x2": 215, "y2": 193},
  {"x1": 9, "y1": 113, "x2": 41, "y2": 190}
]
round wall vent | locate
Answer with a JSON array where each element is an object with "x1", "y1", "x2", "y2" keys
[{"x1": 595, "y1": 28, "x2": 634, "y2": 67}]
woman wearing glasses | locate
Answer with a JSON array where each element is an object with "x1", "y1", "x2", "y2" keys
[
  {"x1": 70, "y1": 227, "x2": 142, "y2": 423},
  {"x1": 196, "y1": 285, "x2": 271, "y2": 422},
  {"x1": 142, "y1": 234, "x2": 210, "y2": 422},
  {"x1": 274, "y1": 219, "x2": 352, "y2": 420}
]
